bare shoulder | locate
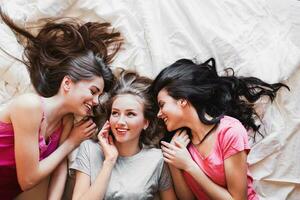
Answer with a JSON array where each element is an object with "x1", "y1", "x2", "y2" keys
[
  {"x1": 9, "y1": 93, "x2": 43, "y2": 120},
  {"x1": 9, "y1": 94, "x2": 43, "y2": 136},
  {"x1": 10, "y1": 93, "x2": 42, "y2": 111}
]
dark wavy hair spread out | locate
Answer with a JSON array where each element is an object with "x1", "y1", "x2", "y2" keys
[
  {"x1": 151, "y1": 58, "x2": 289, "y2": 138},
  {"x1": 96, "y1": 70, "x2": 163, "y2": 147},
  {"x1": 0, "y1": 9, "x2": 123, "y2": 97}
]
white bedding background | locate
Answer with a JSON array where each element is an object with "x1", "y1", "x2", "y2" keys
[{"x1": 0, "y1": 0, "x2": 299, "y2": 199}]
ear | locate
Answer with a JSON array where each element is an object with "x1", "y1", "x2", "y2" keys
[
  {"x1": 62, "y1": 76, "x2": 73, "y2": 92},
  {"x1": 178, "y1": 99, "x2": 188, "y2": 107}
]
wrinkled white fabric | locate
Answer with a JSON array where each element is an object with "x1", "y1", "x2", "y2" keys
[{"x1": 1, "y1": 0, "x2": 299, "y2": 199}]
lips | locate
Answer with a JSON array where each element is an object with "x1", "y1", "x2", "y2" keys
[
  {"x1": 162, "y1": 117, "x2": 168, "y2": 124},
  {"x1": 115, "y1": 128, "x2": 129, "y2": 136},
  {"x1": 84, "y1": 103, "x2": 92, "y2": 114}
]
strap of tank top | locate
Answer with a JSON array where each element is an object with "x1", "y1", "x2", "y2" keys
[
  {"x1": 38, "y1": 96, "x2": 46, "y2": 134},
  {"x1": 39, "y1": 97, "x2": 46, "y2": 121}
]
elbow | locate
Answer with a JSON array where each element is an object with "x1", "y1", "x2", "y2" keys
[
  {"x1": 19, "y1": 181, "x2": 35, "y2": 191},
  {"x1": 18, "y1": 177, "x2": 37, "y2": 191},
  {"x1": 231, "y1": 194, "x2": 247, "y2": 200}
]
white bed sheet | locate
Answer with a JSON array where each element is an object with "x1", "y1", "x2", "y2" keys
[{"x1": 0, "y1": 0, "x2": 299, "y2": 199}]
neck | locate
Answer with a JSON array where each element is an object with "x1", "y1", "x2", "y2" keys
[
  {"x1": 115, "y1": 140, "x2": 141, "y2": 157},
  {"x1": 184, "y1": 108, "x2": 215, "y2": 142},
  {"x1": 42, "y1": 95, "x2": 71, "y2": 125}
]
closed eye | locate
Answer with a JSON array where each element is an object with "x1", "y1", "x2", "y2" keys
[
  {"x1": 90, "y1": 86, "x2": 101, "y2": 95},
  {"x1": 158, "y1": 102, "x2": 164, "y2": 108}
]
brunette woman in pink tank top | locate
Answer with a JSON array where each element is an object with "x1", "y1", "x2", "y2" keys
[
  {"x1": 151, "y1": 58, "x2": 289, "y2": 199},
  {"x1": 0, "y1": 11, "x2": 122, "y2": 199}
]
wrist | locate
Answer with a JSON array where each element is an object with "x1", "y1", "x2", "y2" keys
[
  {"x1": 184, "y1": 160, "x2": 198, "y2": 173},
  {"x1": 103, "y1": 159, "x2": 116, "y2": 167},
  {"x1": 64, "y1": 138, "x2": 77, "y2": 150}
]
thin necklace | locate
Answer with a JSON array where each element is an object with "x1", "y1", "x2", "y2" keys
[{"x1": 192, "y1": 123, "x2": 218, "y2": 146}]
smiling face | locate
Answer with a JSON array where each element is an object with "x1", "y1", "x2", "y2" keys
[
  {"x1": 67, "y1": 76, "x2": 104, "y2": 117},
  {"x1": 157, "y1": 89, "x2": 185, "y2": 131},
  {"x1": 109, "y1": 94, "x2": 149, "y2": 146}
]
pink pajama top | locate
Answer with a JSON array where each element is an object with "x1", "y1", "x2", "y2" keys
[
  {"x1": 183, "y1": 116, "x2": 258, "y2": 200},
  {"x1": 0, "y1": 98, "x2": 63, "y2": 200}
]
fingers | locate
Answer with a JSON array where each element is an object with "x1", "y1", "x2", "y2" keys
[
  {"x1": 75, "y1": 118, "x2": 92, "y2": 127},
  {"x1": 161, "y1": 145, "x2": 175, "y2": 156},
  {"x1": 182, "y1": 138, "x2": 190, "y2": 146},
  {"x1": 163, "y1": 157, "x2": 172, "y2": 164},
  {"x1": 174, "y1": 130, "x2": 181, "y2": 138},
  {"x1": 174, "y1": 140, "x2": 184, "y2": 148},
  {"x1": 98, "y1": 121, "x2": 111, "y2": 140},
  {"x1": 98, "y1": 129, "x2": 109, "y2": 141},
  {"x1": 173, "y1": 129, "x2": 190, "y2": 147},
  {"x1": 101, "y1": 121, "x2": 110, "y2": 129},
  {"x1": 162, "y1": 141, "x2": 184, "y2": 152},
  {"x1": 175, "y1": 138, "x2": 190, "y2": 147},
  {"x1": 161, "y1": 141, "x2": 177, "y2": 150},
  {"x1": 73, "y1": 119, "x2": 85, "y2": 127},
  {"x1": 161, "y1": 142, "x2": 177, "y2": 166},
  {"x1": 98, "y1": 122, "x2": 113, "y2": 146},
  {"x1": 85, "y1": 122, "x2": 97, "y2": 133},
  {"x1": 178, "y1": 129, "x2": 188, "y2": 138},
  {"x1": 98, "y1": 134, "x2": 108, "y2": 146},
  {"x1": 99, "y1": 121, "x2": 110, "y2": 134},
  {"x1": 108, "y1": 135, "x2": 114, "y2": 145}
]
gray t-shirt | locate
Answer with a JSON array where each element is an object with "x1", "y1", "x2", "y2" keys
[{"x1": 71, "y1": 140, "x2": 172, "y2": 200}]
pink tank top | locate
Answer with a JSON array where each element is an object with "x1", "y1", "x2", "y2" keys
[
  {"x1": 182, "y1": 116, "x2": 258, "y2": 200},
  {"x1": 0, "y1": 97, "x2": 63, "y2": 199}
]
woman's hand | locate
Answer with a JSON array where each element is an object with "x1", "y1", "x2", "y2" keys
[
  {"x1": 97, "y1": 121, "x2": 118, "y2": 164},
  {"x1": 67, "y1": 119, "x2": 96, "y2": 146},
  {"x1": 170, "y1": 129, "x2": 190, "y2": 147},
  {"x1": 161, "y1": 140, "x2": 195, "y2": 171}
]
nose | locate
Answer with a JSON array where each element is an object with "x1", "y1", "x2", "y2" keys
[
  {"x1": 92, "y1": 95, "x2": 99, "y2": 106},
  {"x1": 117, "y1": 114, "x2": 126, "y2": 126},
  {"x1": 157, "y1": 109, "x2": 163, "y2": 118}
]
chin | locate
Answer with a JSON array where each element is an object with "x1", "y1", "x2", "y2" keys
[
  {"x1": 167, "y1": 124, "x2": 182, "y2": 132},
  {"x1": 77, "y1": 108, "x2": 92, "y2": 117},
  {"x1": 114, "y1": 137, "x2": 126, "y2": 144},
  {"x1": 166, "y1": 124, "x2": 175, "y2": 132},
  {"x1": 77, "y1": 111, "x2": 88, "y2": 117}
]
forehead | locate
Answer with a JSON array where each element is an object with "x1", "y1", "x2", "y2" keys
[
  {"x1": 77, "y1": 76, "x2": 104, "y2": 89},
  {"x1": 112, "y1": 94, "x2": 144, "y2": 111},
  {"x1": 157, "y1": 89, "x2": 171, "y2": 100}
]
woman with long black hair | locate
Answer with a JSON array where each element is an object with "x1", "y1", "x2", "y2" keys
[{"x1": 151, "y1": 58, "x2": 288, "y2": 200}]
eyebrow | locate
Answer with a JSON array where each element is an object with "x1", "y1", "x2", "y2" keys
[
  {"x1": 91, "y1": 86, "x2": 101, "y2": 92},
  {"x1": 111, "y1": 108, "x2": 138, "y2": 112}
]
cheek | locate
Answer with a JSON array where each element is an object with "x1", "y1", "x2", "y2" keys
[
  {"x1": 129, "y1": 118, "x2": 145, "y2": 130},
  {"x1": 166, "y1": 107, "x2": 181, "y2": 121},
  {"x1": 109, "y1": 116, "x2": 116, "y2": 125},
  {"x1": 164, "y1": 105, "x2": 175, "y2": 116}
]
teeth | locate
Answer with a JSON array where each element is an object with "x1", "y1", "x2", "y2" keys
[
  {"x1": 117, "y1": 128, "x2": 127, "y2": 132},
  {"x1": 85, "y1": 103, "x2": 92, "y2": 110}
]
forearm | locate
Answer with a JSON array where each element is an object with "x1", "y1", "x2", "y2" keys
[
  {"x1": 24, "y1": 139, "x2": 76, "y2": 189},
  {"x1": 185, "y1": 162, "x2": 232, "y2": 200},
  {"x1": 169, "y1": 164, "x2": 195, "y2": 200},
  {"x1": 47, "y1": 159, "x2": 68, "y2": 200},
  {"x1": 76, "y1": 160, "x2": 115, "y2": 200}
]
